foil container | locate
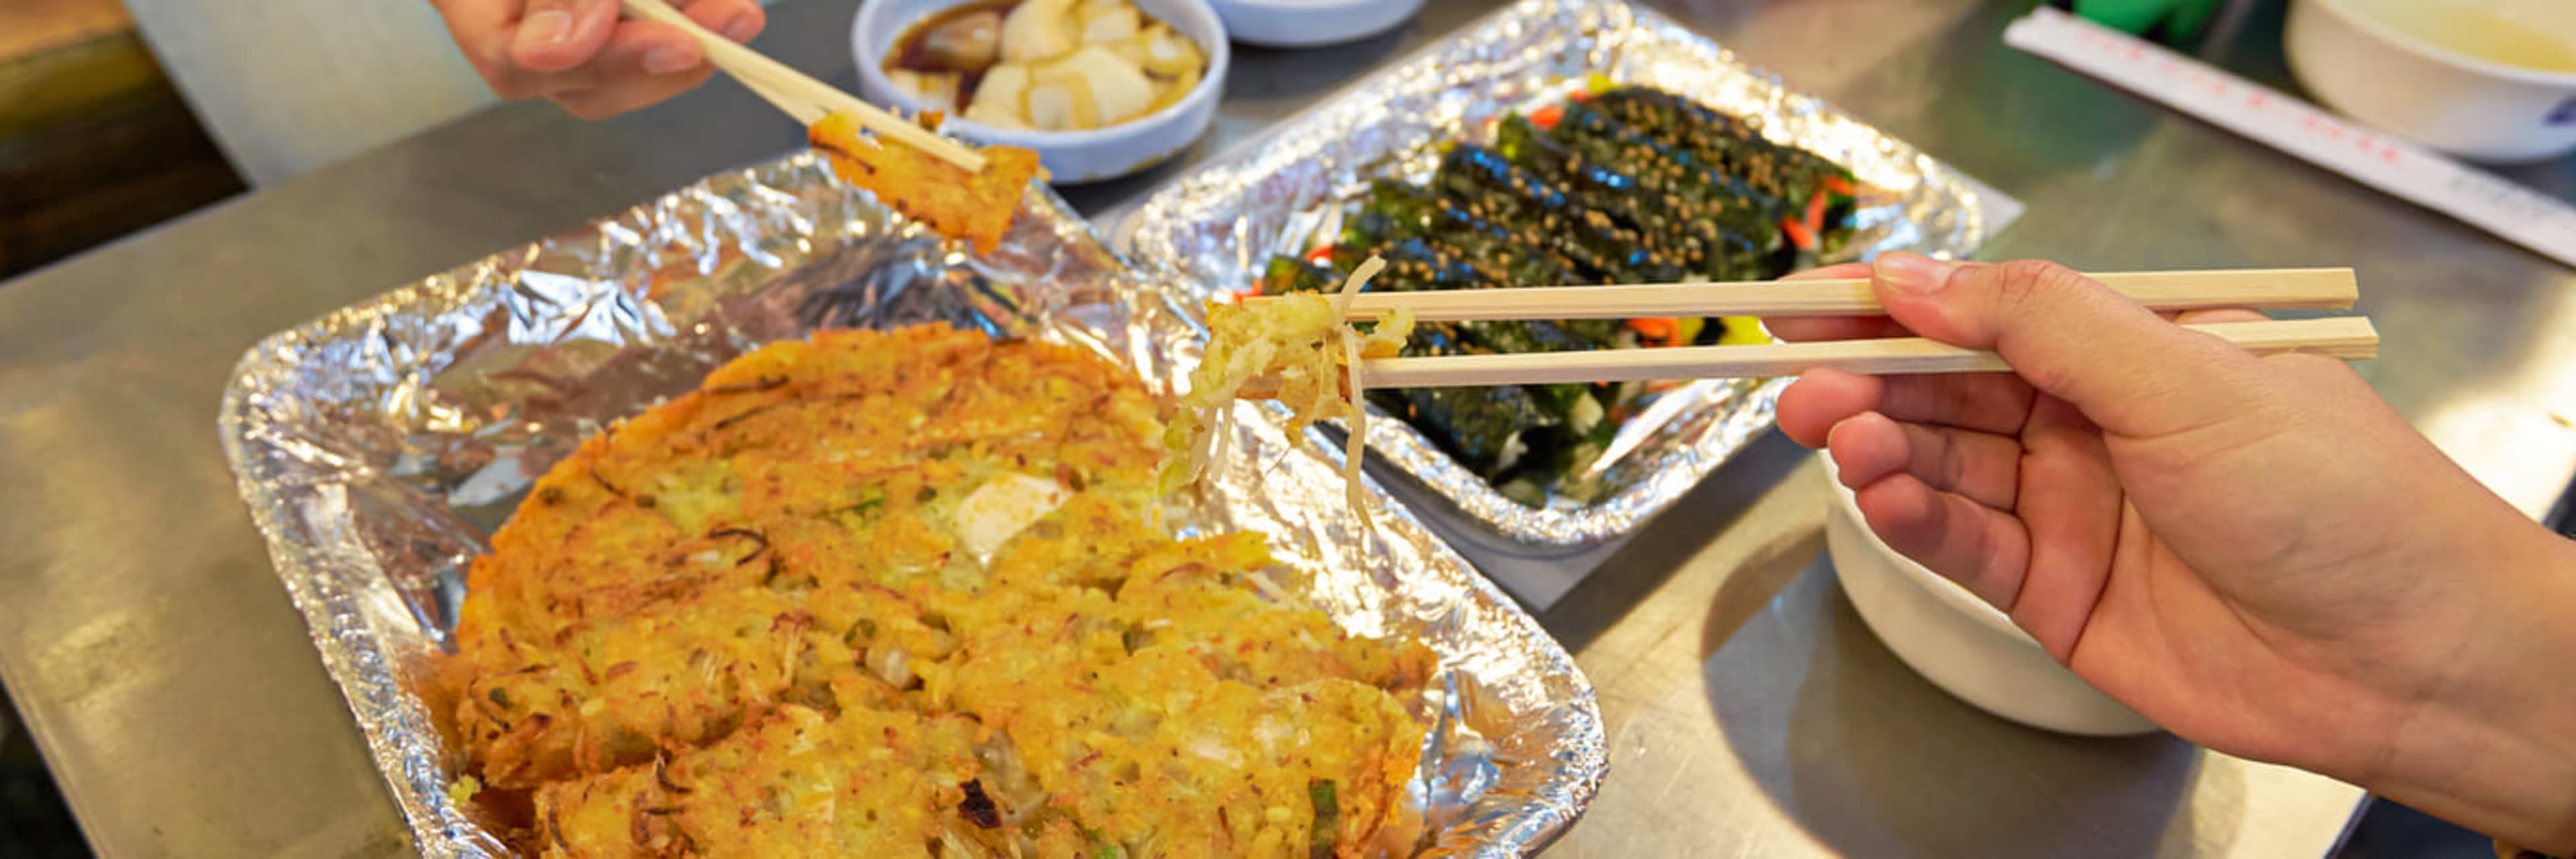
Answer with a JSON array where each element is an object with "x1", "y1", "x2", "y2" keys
[
  {"x1": 1117, "y1": 0, "x2": 2016, "y2": 546},
  {"x1": 218, "y1": 153, "x2": 1603, "y2": 857}
]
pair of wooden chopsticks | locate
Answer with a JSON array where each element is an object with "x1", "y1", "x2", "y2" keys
[
  {"x1": 620, "y1": 0, "x2": 986, "y2": 172},
  {"x1": 1258, "y1": 268, "x2": 2377, "y2": 388}
]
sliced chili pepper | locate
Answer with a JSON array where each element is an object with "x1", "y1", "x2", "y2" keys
[
  {"x1": 1305, "y1": 244, "x2": 1336, "y2": 265},
  {"x1": 1626, "y1": 317, "x2": 1678, "y2": 344},
  {"x1": 1529, "y1": 103, "x2": 1565, "y2": 131},
  {"x1": 1780, "y1": 215, "x2": 1817, "y2": 252}
]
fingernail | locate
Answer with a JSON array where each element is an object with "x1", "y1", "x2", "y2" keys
[
  {"x1": 1876, "y1": 253, "x2": 1953, "y2": 295},
  {"x1": 517, "y1": 9, "x2": 572, "y2": 51},
  {"x1": 722, "y1": 14, "x2": 759, "y2": 42},
  {"x1": 644, "y1": 44, "x2": 698, "y2": 74}
]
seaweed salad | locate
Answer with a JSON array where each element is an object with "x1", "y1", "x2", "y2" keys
[{"x1": 1252, "y1": 83, "x2": 1862, "y2": 507}]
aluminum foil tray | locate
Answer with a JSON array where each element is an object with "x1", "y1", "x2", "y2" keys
[
  {"x1": 1117, "y1": 0, "x2": 2015, "y2": 546},
  {"x1": 219, "y1": 153, "x2": 1604, "y2": 857}
]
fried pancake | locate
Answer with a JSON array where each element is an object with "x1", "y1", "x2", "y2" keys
[
  {"x1": 807, "y1": 111, "x2": 1044, "y2": 255},
  {"x1": 445, "y1": 325, "x2": 1435, "y2": 857}
]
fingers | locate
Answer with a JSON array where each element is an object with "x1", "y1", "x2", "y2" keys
[
  {"x1": 1763, "y1": 315, "x2": 1911, "y2": 344},
  {"x1": 437, "y1": 0, "x2": 762, "y2": 118},
  {"x1": 608, "y1": 21, "x2": 706, "y2": 74},
  {"x1": 512, "y1": 0, "x2": 621, "y2": 73},
  {"x1": 1780, "y1": 262, "x2": 1875, "y2": 283},
  {"x1": 1826, "y1": 412, "x2": 2021, "y2": 510},
  {"x1": 2174, "y1": 308, "x2": 2268, "y2": 325},
  {"x1": 1777, "y1": 368, "x2": 2035, "y2": 448},
  {"x1": 685, "y1": 0, "x2": 767, "y2": 42},
  {"x1": 554, "y1": 67, "x2": 719, "y2": 119},
  {"x1": 534, "y1": 22, "x2": 711, "y2": 116},
  {"x1": 1873, "y1": 372, "x2": 2037, "y2": 436},
  {"x1": 1852, "y1": 472, "x2": 2033, "y2": 609},
  {"x1": 1761, "y1": 263, "x2": 1899, "y2": 343},
  {"x1": 2003, "y1": 395, "x2": 2123, "y2": 661},
  {"x1": 433, "y1": 0, "x2": 527, "y2": 94},
  {"x1": 1778, "y1": 370, "x2": 1879, "y2": 447},
  {"x1": 1868, "y1": 253, "x2": 2267, "y2": 439}
]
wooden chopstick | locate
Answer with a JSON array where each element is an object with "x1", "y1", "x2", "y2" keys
[
  {"x1": 1295, "y1": 268, "x2": 2357, "y2": 321},
  {"x1": 619, "y1": 0, "x2": 987, "y2": 172},
  {"x1": 1356, "y1": 317, "x2": 2378, "y2": 387}
]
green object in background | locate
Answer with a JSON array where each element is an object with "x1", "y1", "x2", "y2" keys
[{"x1": 2074, "y1": 0, "x2": 2222, "y2": 40}]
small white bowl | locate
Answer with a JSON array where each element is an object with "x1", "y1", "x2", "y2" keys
[
  {"x1": 1211, "y1": 0, "x2": 1424, "y2": 48},
  {"x1": 1820, "y1": 454, "x2": 2160, "y2": 736},
  {"x1": 853, "y1": 0, "x2": 1230, "y2": 184},
  {"x1": 2286, "y1": 0, "x2": 2576, "y2": 163}
]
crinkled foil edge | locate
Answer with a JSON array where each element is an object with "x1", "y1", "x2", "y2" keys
[
  {"x1": 1117, "y1": 0, "x2": 2014, "y2": 546},
  {"x1": 219, "y1": 152, "x2": 1602, "y2": 857}
]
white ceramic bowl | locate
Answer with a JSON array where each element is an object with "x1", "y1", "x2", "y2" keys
[
  {"x1": 2286, "y1": 0, "x2": 2576, "y2": 163},
  {"x1": 1821, "y1": 454, "x2": 2159, "y2": 736},
  {"x1": 1211, "y1": 0, "x2": 1424, "y2": 48},
  {"x1": 853, "y1": 0, "x2": 1230, "y2": 184}
]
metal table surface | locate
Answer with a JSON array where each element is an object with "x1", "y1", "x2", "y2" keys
[{"x1": 1, "y1": 0, "x2": 2570, "y2": 856}]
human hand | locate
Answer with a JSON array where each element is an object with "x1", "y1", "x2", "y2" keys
[
  {"x1": 431, "y1": 0, "x2": 766, "y2": 119},
  {"x1": 1770, "y1": 255, "x2": 2576, "y2": 852}
]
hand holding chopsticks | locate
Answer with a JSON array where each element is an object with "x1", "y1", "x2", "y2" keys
[
  {"x1": 619, "y1": 0, "x2": 985, "y2": 172},
  {"x1": 1246, "y1": 266, "x2": 2375, "y2": 388}
]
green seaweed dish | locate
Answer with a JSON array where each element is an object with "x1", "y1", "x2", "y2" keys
[{"x1": 1252, "y1": 83, "x2": 1862, "y2": 508}]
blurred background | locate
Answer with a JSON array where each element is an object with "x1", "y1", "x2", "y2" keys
[{"x1": 1, "y1": 0, "x2": 240, "y2": 278}]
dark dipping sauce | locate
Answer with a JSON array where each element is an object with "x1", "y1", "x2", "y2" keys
[{"x1": 888, "y1": 1, "x2": 1022, "y2": 105}]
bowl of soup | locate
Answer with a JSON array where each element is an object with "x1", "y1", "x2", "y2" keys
[
  {"x1": 855, "y1": 0, "x2": 1228, "y2": 183},
  {"x1": 2288, "y1": 0, "x2": 2576, "y2": 162}
]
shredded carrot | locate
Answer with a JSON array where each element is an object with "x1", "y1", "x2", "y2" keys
[
  {"x1": 1233, "y1": 284, "x2": 1265, "y2": 302},
  {"x1": 1529, "y1": 104, "x2": 1564, "y2": 131},
  {"x1": 1305, "y1": 245, "x2": 1336, "y2": 266},
  {"x1": 1803, "y1": 187, "x2": 1829, "y2": 237},
  {"x1": 1627, "y1": 317, "x2": 1678, "y2": 344},
  {"x1": 1821, "y1": 174, "x2": 1856, "y2": 197},
  {"x1": 1780, "y1": 216, "x2": 1817, "y2": 252}
]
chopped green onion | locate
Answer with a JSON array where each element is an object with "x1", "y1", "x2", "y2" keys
[{"x1": 1308, "y1": 778, "x2": 1340, "y2": 859}]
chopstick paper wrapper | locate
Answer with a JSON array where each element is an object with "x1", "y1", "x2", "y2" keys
[{"x1": 2003, "y1": 7, "x2": 2576, "y2": 270}]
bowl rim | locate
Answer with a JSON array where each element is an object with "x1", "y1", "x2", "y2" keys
[
  {"x1": 1816, "y1": 452, "x2": 2031, "y2": 640},
  {"x1": 2302, "y1": 0, "x2": 2576, "y2": 87},
  {"x1": 853, "y1": 0, "x2": 1234, "y2": 146}
]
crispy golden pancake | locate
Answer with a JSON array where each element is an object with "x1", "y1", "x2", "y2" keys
[
  {"x1": 443, "y1": 325, "x2": 1435, "y2": 857},
  {"x1": 807, "y1": 112, "x2": 1044, "y2": 255}
]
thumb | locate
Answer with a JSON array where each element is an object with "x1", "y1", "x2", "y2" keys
[
  {"x1": 512, "y1": 0, "x2": 620, "y2": 72},
  {"x1": 1868, "y1": 253, "x2": 2261, "y2": 438}
]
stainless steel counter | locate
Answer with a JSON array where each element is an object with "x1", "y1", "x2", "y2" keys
[{"x1": 1, "y1": 0, "x2": 2569, "y2": 856}]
